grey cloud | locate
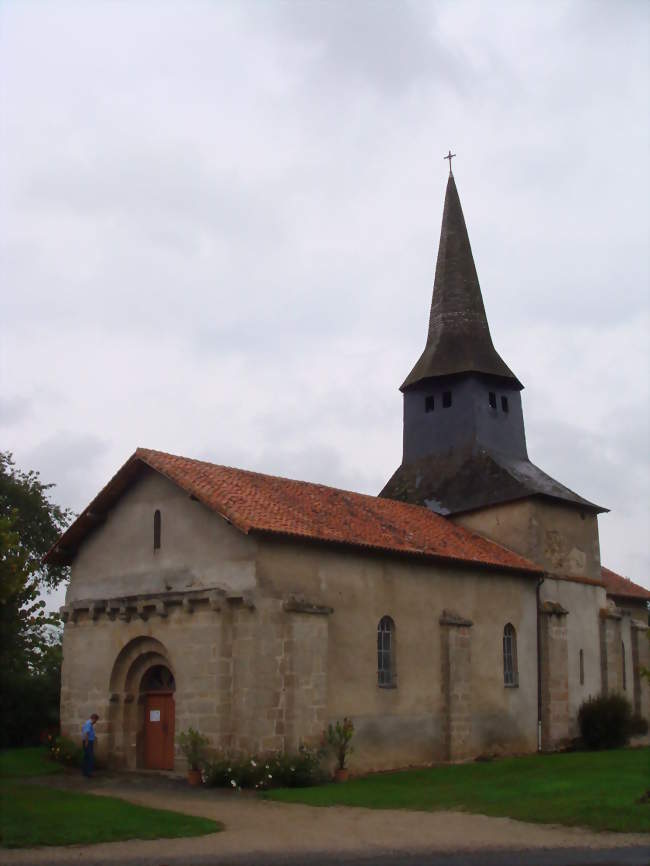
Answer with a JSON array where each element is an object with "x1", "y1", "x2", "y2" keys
[
  {"x1": 0, "y1": 395, "x2": 31, "y2": 426},
  {"x1": 271, "y1": 0, "x2": 465, "y2": 95},
  {"x1": 25, "y1": 432, "x2": 110, "y2": 513}
]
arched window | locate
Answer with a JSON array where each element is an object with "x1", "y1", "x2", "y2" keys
[
  {"x1": 377, "y1": 616, "x2": 395, "y2": 687},
  {"x1": 153, "y1": 510, "x2": 161, "y2": 550},
  {"x1": 579, "y1": 649, "x2": 584, "y2": 685},
  {"x1": 622, "y1": 642, "x2": 626, "y2": 691},
  {"x1": 503, "y1": 623, "x2": 518, "y2": 687}
]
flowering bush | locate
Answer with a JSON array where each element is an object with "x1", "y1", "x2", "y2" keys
[
  {"x1": 48, "y1": 734, "x2": 82, "y2": 767},
  {"x1": 203, "y1": 744, "x2": 325, "y2": 790}
]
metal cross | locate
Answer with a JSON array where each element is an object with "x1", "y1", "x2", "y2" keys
[{"x1": 444, "y1": 150, "x2": 456, "y2": 175}]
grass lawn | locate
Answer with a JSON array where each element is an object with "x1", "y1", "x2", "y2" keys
[
  {"x1": 0, "y1": 783, "x2": 222, "y2": 848},
  {"x1": 0, "y1": 747, "x2": 222, "y2": 848},
  {"x1": 266, "y1": 748, "x2": 650, "y2": 833},
  {"x1": 0, "y1": 746, "x2": 62, "y2": 778}
]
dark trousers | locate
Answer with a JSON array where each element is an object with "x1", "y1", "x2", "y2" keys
[{"x1": 82, "y1": 740, "x2": 95, "y2": 777}]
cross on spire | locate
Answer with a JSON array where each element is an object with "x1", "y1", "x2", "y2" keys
[{"x1": 444, "y1": 149, "x2": 456, "y2": 175}]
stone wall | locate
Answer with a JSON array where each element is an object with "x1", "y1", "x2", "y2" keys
[
  {"x1": 599, "y1": 605, "x2": 623, "y2": 696},
  {"x1": 60, "y1": 589, "x2": 330, "y2": 770},
  {"x1": 539, "y1": 602, "x2": 569, "y2": 750},
  {"x1": 454, "y1": 498, "x2": 602, "y2": 583},
  {"x1": 439, "y1": 610, "x2": 473, "y2": 760},
  {"x1": 631, "y1": 621, "x2": 650, "y2": 721},
  {"x1": 256, "y1": 537, "x2": 539, "y2": 770}
]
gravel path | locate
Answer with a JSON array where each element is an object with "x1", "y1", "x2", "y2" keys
[{"x1": 1, "y1": 772, "x2": 648, "y2": 866}]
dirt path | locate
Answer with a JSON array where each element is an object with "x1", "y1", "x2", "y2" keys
[{"x1": 1, "y1": 772, "x2": 648, "y2": 865}]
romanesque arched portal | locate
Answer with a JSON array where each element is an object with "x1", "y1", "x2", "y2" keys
[{"x1": 108, "y1": 636, "x2": 176, "y2": 769}]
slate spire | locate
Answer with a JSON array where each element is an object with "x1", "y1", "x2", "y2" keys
[{"x1": 401, "y1": 174, "x2": 522, "y2": 391}]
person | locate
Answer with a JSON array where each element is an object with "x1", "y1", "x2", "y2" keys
[{"x1": 82, "y1": 713, "x2": 99, "y2": 778}]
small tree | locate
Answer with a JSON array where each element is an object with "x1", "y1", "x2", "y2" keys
[
  {"x1": 325, "y1": 717, "x2": 355, "y2": 771},
  {"x1": 177, "y1": 728, "x2": 210, "y2": 770},
  {"x1": 0, "y1": 453, "x2": 71, "y2": 746}
]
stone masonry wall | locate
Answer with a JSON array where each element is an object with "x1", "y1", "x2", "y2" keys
[
  {"x1": 60, "y1": 589, "x2": 330, "y2": 770},
  {"x1": 540, "y1": 604, "x2": 569, "y2": 750},
  {"x1": 599, "y1": 607, "x2": 623, "y2": 695},
  {"x1": 439, "y1": 610, "x2": 473, "y2": 761},
  {"x1": 631, "y1": 621, "x2": 650, "y2": 721}
]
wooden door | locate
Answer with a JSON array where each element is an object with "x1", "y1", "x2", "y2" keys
[{"x1": 144, "y1": 693, "x2": 175, "y2": 770}]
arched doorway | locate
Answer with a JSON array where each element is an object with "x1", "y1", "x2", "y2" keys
[
  {"x1": 140, "y1": 665, "x2": 175, "y2": 770},
  {"x1": 107, "y1": 637, "x2": 176, "y2": 770}
]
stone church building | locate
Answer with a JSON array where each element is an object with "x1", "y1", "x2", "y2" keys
[{"x1": 46, "y1": 172, "x2": 649, "y2": 772}]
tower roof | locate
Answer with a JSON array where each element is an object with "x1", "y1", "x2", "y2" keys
[{"x1": 401, "y1": 174, "x2": 522, "y2": 391}]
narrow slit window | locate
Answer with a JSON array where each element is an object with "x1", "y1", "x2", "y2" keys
[
  {"x1": 425, "y1": 395, "x2": 435, "y2": 413},
  {"x1": 501, "y1": 395, "x2": 509, "y2": 413},
  {"x1": 503, "y1": 623, "x2": 518, "y2": 687},
  {"x1": 489, "y1": 391, "x2": 497, "y2": 409},
  {"x1": 442, "y1": 391, "x2": 452, "y2": 409},
  {"x1": 622, "y1": 642, "x2": 626, "y2": 690},
  {"x1": 153, "y1": 509, "x2": 161, "y2": 550},
  {"x1": 579, "y1": 649, "x2": 584, "y2": 685},
  {"x1": 377, "y1": 616, "x2": 396, "y2": 688}
]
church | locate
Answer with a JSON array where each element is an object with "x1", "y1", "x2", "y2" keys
[{"x1": 46, "y1": 169, "x2": 650, "y2": 772}]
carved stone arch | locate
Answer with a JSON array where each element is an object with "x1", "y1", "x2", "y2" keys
[
  {"x1": 125, "y1": 652, "x2": 175, "y2": 696},
  {"x1": 109, "y1": 636, "x2": 172, "y2": 693},
  {"x1": 107, "y1": 636, "x2": 175, "y2": 769}
]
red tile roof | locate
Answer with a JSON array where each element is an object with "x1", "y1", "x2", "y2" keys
[
  {"x1": 601, "y1": 566, "x2": 650, "y2": 601},
  {"x1": 45, "y1": 448, "x2": 542, "y2": 575}
]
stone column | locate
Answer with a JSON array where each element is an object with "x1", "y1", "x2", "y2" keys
[
  {"x1": 439, "y1": 610, "x2": 473, "y2": 761},
  {"x1": 540, "y1": 601, "x2": 569, "y2": 750},
  {"x1": 599, "y1": 605, "x2": 623, "y2": 695},
  {"x1": 631, "y1": 621, "x2": 650, "y2": 721}
]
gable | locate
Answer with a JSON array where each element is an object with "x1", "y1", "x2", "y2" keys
[{"x1": 66, "y1": 468, "x2": 257, "y2": 603}]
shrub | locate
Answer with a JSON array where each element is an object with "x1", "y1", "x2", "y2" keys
[
  {"x1": 177, "y1": 728, "x2": 210, "y2": 770},
  {"x1": 578, "y1": 694, "x2": 632, "y2": 749},
  {"x1": 49, "y1": 734, "x2": 83, "y2": 767},
  {"x1": 203, "y1": 744, "x2": 325, "y2": 790},
  {"x1": 324, "y1": 717, "x2": 355, "y2": 770},
  {"x1": 629, "y1": 713, "x2": 649, "y2": 738}
]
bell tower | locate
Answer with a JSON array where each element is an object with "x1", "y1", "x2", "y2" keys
[
  {"x1": 399, "y1": 171, "x2": 528, "y2": 468},
  {"x1": 380, "y1": 166, "x2": 605, "y2": 580}
]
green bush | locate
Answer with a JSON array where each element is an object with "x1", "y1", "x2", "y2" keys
[
  {"x1": 629, "y1": 713, "x2": 649, "y2": 737},
  {"x1": 324, "y1": 717, "x2": 355, "y2": 770},
  {"x1": 578, "y1": 694, "x2": 632, "y2": 749},
  {"x1": 176, "y1": 728, "x2": 209, "y2": 770},
  {"x1": 203, "y1": 744, "x2": 325, "y2": 790},
  {"x1": 48, "y1": 734, "x2": 82, "y2": 767}
]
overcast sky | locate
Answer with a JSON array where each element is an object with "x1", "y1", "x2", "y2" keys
[{"x1": 1, "y1": 0, "x2": 648, "y2": 606}]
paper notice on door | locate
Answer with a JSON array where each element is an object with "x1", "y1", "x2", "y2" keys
[{"x1": 149, "y1": 710, "x2": 161, "y2": 722}]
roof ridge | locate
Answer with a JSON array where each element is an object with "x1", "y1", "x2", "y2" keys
[{"x1": 135, "y1": 446, "x2": 466, "y2": 522}]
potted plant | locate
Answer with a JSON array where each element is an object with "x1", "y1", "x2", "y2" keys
[
  {"x1": 325, "y1": 717, "x2": 354, "y2": 782},
  {"x1": 177, "y1": 728, "x2": 209, "y2": 786}
]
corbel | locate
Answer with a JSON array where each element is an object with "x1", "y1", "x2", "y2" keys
[
  {"x1": 208, "y1": 589, "x2": 226, "y2": 612},
  {"x1": 89, "y1": 601, "x2": 106, "y2": 621},
  {"x1": 283, "y1": 594, "x2": 334, "y2": 616},
  {"x1": 439, "y1": 609, "x2": 474, "y2": 628},
  {"x1": 182, "y1": 597, "x2": 195, "y2": 615}
]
